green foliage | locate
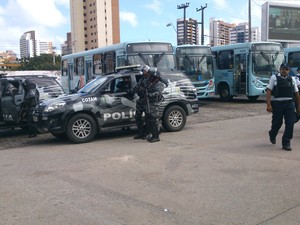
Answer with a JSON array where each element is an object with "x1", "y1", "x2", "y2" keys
[{"x1": 18, "y1": 54, "x2": 61, "y2": 70}]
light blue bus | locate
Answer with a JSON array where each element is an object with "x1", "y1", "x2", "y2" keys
[
  {"x1": 284, "y1": 46, "x2": 300, "y2": 76},
  {"x1": 174, "y1": 45, "x2": 215, "y2": 99},
  {"x1": 211, "y1": 42, "x2": 284, "y2": 101},
  {"x1": 61, "y1": 41, "x2": 175, "y2": 93}
]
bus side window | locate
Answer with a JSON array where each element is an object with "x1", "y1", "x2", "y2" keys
[
  {"x1": 104, "y1": 51, "x2": 116, "y2": 74},
  {"x1": 62, "y1": 59, "x2": 68, "y2": 77},
  {"x1": 116, "y1": 55, "x2": 126, "y2": 67},
  {"x1": 75, "y1": 57, "x2": 84, "y2": 76},
  {"x1": 217, "y1": 50, "x2": 233, "y2": 70},
  {"x1": 93, "y1": 53, "x2": 103, "y2": 75}
]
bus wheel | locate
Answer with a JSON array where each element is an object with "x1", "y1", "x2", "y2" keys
[
  {"x1": 247, "y1": 95, "x2": 259, "y2": 101},
  {"x1": 219, "y1": 84, "x2": 233, "y2": 101},
  {"x1": 66, "y1": 113, "x2": 97, "y2": 143},
  {"x1": 162, "y1": 105, "x2": 186, "y2": 132}
]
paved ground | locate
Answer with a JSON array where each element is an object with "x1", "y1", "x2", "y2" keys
[{"x1": 1, "y1": 105, "x2": 300, "y2": 225}]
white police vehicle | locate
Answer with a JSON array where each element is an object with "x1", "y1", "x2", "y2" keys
[
  {"x1": 33, "y1": 66, "x2": 199, "y2": 143},
  {"x1": 0, "y1": 74, "x2": 64, "y2": 130}
]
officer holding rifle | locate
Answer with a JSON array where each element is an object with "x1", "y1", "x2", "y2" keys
[{"x1": 133, "y1": 65, "x2": 165, "y2": 143}]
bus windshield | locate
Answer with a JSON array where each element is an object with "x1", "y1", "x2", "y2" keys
[
  {"x1": 127, "y1": 53, "x2": 175, "y2": 69},
  {"x1": 177, "y1": 55, "x2": 214, "y2": 82},
  {"x1": 252, "y1": 51, "x2": 284, "y2": 78}
]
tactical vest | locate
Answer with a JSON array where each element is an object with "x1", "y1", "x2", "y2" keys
[{"x1": 272, "y1": 75, "x2": 294, "y2": 98}]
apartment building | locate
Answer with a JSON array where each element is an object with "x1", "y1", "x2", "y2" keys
[
  {"x1": 177, "y1": 18, "x2": 199, "y2": 45},
  {"x1": 209, "y1": 18, "x2": 236, "y2": 46},
  {"x1": 70, "y1": 0, "x2": 120, "y2": 53},
  {"x1": 19, "y1": 30, "x2": 37, "y2": 58},
  {"x1": 230, "y1": 22, "x2": 260, "y2": 43}
]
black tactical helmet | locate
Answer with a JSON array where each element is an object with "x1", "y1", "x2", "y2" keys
[
  {"x1": 140, "y1": 65, "x2": 150, "y2": 73},
  {"x1": 23, "y1": 79, "x2": 36, "y2": 89}
]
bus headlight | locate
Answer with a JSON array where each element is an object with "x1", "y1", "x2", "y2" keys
[{"x1": 44, "y1": 101, "x2": 66, "y2": 112}]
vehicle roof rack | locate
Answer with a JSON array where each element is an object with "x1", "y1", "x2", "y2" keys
[
  {"x1": 115, "y1": 64, "x2": 141, "y2": 72},
  {"x1": 0, "y1": 72, "x2": 8, "y2": 77}
]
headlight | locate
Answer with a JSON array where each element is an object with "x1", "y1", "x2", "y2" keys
[
  {"x1": 252, "y1": 79, "x2": 264, "y2": 88},
  {"x1": 44, "y1": 101, "x2": 66, "y2": 112}
]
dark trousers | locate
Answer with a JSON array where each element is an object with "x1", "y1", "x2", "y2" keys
[{"x1": 269, "y1": 100, "x2": 296, "y2": 146}]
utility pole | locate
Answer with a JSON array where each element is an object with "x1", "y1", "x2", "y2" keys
[
  {"x1": 248, "y1": 0, "x2": 252, "y2": 42},
  {"x1": 196, "y1": 3, "x2": 207, "y2": 45},
  {"x1": 177, "y1": 2, "x2": 189, "y2": 45}
]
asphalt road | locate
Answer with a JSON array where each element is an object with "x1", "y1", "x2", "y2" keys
[{"x1": 1, "y1": 97, "x2": 300, "y2": 225}]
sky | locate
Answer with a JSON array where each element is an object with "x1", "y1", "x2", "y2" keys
[{"x1": 0, "y1": 0, "x2": 299, "y2": 56}]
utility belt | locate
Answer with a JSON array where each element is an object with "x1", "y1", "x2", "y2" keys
[{"x1": 271, "y1": 99, "x2": 294, "y2": 104}]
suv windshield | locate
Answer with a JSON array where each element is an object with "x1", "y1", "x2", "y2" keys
[{"x1": 78, "y1": 76, "x2": 109, "y2": 94}]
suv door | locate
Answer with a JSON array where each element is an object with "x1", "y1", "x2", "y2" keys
[
  {"x1": 1, "y1": 81, "x2": 25, "y2": 123},
  {"x1": 98, "y1": 76, "x2": 136, "y2": 127}
]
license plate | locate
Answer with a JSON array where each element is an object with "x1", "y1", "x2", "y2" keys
[{"x1": 33, "y1": 116, "x2": 38, "y2": 122}]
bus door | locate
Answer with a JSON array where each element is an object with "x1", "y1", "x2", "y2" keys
[
  {"x1": 67, "y1": 63, "x2": 74, "y2": 93},
  {"x1": 115, "y1": 49, "x2": 126, "y2": 67},
  {"x1": 73, "y1": 57, "x2": 85, "y2": 93},
  {"x1": 234, "y1": 53, "x2": 247, "y2": 94},
  {"x1": 1, "y1": 81, "x2": 24, "y2": 123},
  {"x1": 61, "y1": 59, "x2": 70, "y2": 94},
  {"x1": 85, "y1": 56, "x2": 93, "y2": 83}
]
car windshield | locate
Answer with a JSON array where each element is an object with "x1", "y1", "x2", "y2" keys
[
  {"x1": 77, "y1": 76, "x2": 108, "y2": 94},
  {"x1": 28, "y1": 78, "x2": 64, "y2": 94}
]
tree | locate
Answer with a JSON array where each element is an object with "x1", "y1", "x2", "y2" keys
[{"x1": 18, "y1": 54, "x2": 61, "y2": 70}]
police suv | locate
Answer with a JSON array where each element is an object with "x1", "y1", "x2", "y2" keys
[
  {"x1": 33, "y1": 66, "x2": 199, "y2": 143},
  {"x1": 0, "y1": 74, "x2": 64, "y2": 130}
]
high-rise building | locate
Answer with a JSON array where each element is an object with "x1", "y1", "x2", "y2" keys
[
  {"x1": 177, "y1": 18, "x2": 199, "y2": 45},
  {"x1": 70, "y1": 0, "x2": 120, "y2": 53},
  {"x1": 19, "y1": 30, "x2": 54, "y2": 58},
  {"x1": 209, "y1": 18, "x2": 236, "y2": 46},
  {"x1": 19, "y1": 30, "x2": 37, "y2": 58},
  {"x1": 38, "y1": 41, "x2": 53, "y2": 55},
  {"x1": 61, "y1": 32, "x2": 73, "y2": 56},
  {"x1": 230, "y1": 22, "x2": 260, "y2": 43}
]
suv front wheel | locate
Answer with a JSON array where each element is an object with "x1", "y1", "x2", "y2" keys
[
  {"x1": 66, "y1": 113, "x2": 97, "y2": 143},
  {"x1": 162, "y1": 105, "x2": 186, "y2": 132}
]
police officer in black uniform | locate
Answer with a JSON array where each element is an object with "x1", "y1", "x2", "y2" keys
[
  {"x1": 145, "y1": 67, "x2": 165, "y2": 142},
  {"x1": 133, "y1": 65, "x2": 151, "y2": 140},
  {"x1": 133, "y1": 65, "x2": 165, "y2": 142},
  {"x1": 266, "y1": 63, "x2": 300, "y2": 151},
  {"x1": 23, "y1": 79, "x2": 40, "y2": 138}
]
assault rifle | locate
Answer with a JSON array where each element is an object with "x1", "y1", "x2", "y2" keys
[{"x1": 144, "y1": 87, "x2": 150, "y2": 114}]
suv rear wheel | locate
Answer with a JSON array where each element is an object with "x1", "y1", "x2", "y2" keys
[
  {"x1": 66, "y1": 113, "x2": 97, "y2": 143},
  {"x1": 162, "y1": 105, "x2": 186, "y2": 132}
]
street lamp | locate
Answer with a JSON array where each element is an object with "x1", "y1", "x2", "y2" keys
[{"x1": 166, "y1": 23, "x2": 177, "y2": 33}]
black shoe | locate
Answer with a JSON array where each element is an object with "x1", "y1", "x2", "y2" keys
[
  {"x1": 142, "y1": 135, "x2": 150, "y2": 140},
  {"x1": 28, "y1": 134, "x2": 37, "y2": 138},
  {"x1": 148, "y1": 137, "x2": 160, "y2": 143},
  {"x1": 134, "y1": 134, "x2": 145, "y2": 139},
  {"x1": 282, "y1": 145, "x2": 292, "y2": 151},
  {"x1": 269, "y1": 131, "x2": 276, "y2": 144}
]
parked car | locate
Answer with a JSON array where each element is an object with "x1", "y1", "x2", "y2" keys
[
  {"x1": 0, "y1": 74, "x2": 64, "y2": 130},
  {"x1": 33, "y1": 66, "x2": 200, "y2": 143}
]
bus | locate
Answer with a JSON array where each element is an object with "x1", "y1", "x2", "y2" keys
[
  {"x1": 284, "y1": 46, "x2": 300, "y2": 76},
  {"x1": 174, "y1": 45, "x2": 215, "y2": 98},
  {"x1": 61, "y1": 41, "x2": 175, "y2": 93},
  {"x1": 211, "y1": 42, "x2": 284, "y2": 101}
]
